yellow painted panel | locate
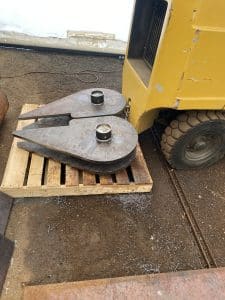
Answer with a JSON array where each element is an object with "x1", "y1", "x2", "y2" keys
[
  {"x1": 178, "y1": 31, "x2": 225, "y2": 98},
  {"x1": 122, "y1": 60, "x2": 150, "y2": 131},
  {"x1": 195, "y1": 0, "x2": 225, "y2": 29},
  {"x1": 122, "y1": 0, "x2": 225, "y2": 133},
  {"x1": 123, "y1": 0, "x2": 197, "y2": 131}
]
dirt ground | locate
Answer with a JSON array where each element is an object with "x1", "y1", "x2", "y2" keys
[{"x1": 0, "y1": 48, "x2": 225, "y2": 299}]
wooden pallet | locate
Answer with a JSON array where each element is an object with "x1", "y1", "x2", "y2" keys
[{"x1": 0, "y1": 104, "x2": 153, "y2": 198}]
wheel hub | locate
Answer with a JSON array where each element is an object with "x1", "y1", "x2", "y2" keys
[{"x1": 185, "y1": 134, "x2": 222, "y2": 161}]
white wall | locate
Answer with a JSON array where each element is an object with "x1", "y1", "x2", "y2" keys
[{"x1": 0, "y1": 0, "x2": 134, "y2": 41}]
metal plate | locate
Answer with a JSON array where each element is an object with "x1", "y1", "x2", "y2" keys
[
  {"x1": 23, "y1": 116, "x2": 70, "y2": 129},
  {"x1": 23, "y1": 268, "x2": 225, "y2": 300},
  {"x1": 14, "y1": 116, "x2": 138, "y2": 164},
  {"x1": 19, "y1": 88, "x2": 126, "y2": 120},
  {"x1": 0, "y1": 235, "x2": 14, "y2": 295},
  {"x1": 18, "y1": 141, "x2": 136, "y2": 174},
  {"x1": 0, "y1": 192, "x2": 13, "y2": 236}
]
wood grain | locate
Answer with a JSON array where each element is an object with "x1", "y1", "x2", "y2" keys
[
  {"x1": 83, "y1": 171, "x2": 96, "y2": 185},
  {"x1": 66, "y1": 166, "x2": 79, "y2": 186},
  {"x1": 131, "y1": 146, "x2": 152, "y2": 184},
  {"x1": 1, "y1": 104, "x2": 36, "y2": 188},
  {"x1": 115, "y1": 169, "x2": 129, "y2": 185},
  {"x1": 46, "y1": 160, "x2": 61, "y2": 186},
  {"x1": 99, "y1": 175, "x2": 113, "y2": 185},
  {"x1": 27, "y1": 154, "x2": 44, "y2": 187}
]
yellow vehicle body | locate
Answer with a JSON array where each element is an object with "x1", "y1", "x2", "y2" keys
[{"x1": 122, "y1": 0, "x2": 225, "y2": 133}]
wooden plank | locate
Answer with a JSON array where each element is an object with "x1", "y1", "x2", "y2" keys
[
  {"x1": 66, "y1": 166, "x2": 79, "y2": 186},
  {"x1": 27, "y1": 154, "x2": 44, "y2": 187},
  {"x1": 1, "y1": 184, "x2": 152, "y2": 198},
  {"x1": 131, "y1": 145, "x2": 152, "y2": 184},
  {"x1": 83, "y1": 171, "x2": 96, "y2": 185},
  {"x1": 99, "y1": 175, "x2": 113, "y2": 185},
  {"x1": 1, "y1": 104, "x2": 38, "y2": 188},
  {"x1": 115, "y1": 169, "x2": 130, "y2": 185},
  {"x1": 46, "y1": 160, "x2": 61, "y2": 186}
]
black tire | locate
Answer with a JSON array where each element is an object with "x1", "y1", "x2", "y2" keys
[{"x1": 161, "y1": 111, "x2": 225, "y2": 169}]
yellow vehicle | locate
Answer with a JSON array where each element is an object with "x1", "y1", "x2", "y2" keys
[{"x1": 122, "y1": 0, "x2": 225, "y2": 169}]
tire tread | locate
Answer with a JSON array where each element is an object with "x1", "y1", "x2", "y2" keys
[{"x1": 161, "y1": 110, "x2": 225, "y2": 168}]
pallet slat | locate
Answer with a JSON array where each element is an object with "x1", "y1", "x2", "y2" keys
[
  {"x1": 100, "y1": 175, "x2": 113, "y2": 185},
  {"x1": 83, "y1": 171, "x2": 96, "y2": 185},
  {"x1": 66, "y1": 166, "x2": 79, "y2": 186},
  {"x1": 47, "y1": 160, "x2": 61, "y2": 186},
  {"x1": 0, "y1": 104, "x2": 153, "y2": 198},
  {"x1": 27, "y1": 154, "x2": 44, "y2": 187},
  {"x1": 1, "y1": 104, "x2": 36, "y2": 188},
  {"x1": 115, "y1": 169, "x2": 130, "y2": 185},
  {"x1": 131, "y1": 146, "x2": 152, "y2": 184}
]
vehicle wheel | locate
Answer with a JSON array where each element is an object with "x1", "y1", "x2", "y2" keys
[
  {"x1": 161, "y1": 111, "x2": 225, "y2": 169},
  {"x1": 0, "y1": 91, "x2": 9, "y2": 126}
]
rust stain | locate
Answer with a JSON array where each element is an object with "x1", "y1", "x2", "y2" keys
[{"x1": 23, "y1": 268, "x2": 225, "y2": 300}]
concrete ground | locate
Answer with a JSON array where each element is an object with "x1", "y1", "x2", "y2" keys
[{"x1": 0, "y1": 48, "x2": 225, "y2": 299}]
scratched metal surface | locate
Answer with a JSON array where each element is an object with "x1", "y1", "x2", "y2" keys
[
  {"x1": 0, "y1": 192, "x2": 13, "y2": 236},
  {"x1": 19, "y1": 88, "x2": 126, "y2": 120},
  {"x1": 14, "y1": 116, "x2": 138, "y2": 163},
  {"x1": 18, "y1": 141, "x2": 136, "y2": 174}
]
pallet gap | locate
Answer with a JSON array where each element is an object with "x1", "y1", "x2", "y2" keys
[
  {"x1": 95, "y1": 174, "x2": 100, "y2": 183},
  {"x1": 23, "y1": 153, "x2": 32, "y2": 186},
  {"x1": 79, "y1": 170, "x2": 83, "y2": 184},
  {"x1": 60, "y1": 163, "x2": 66, "y2": 185},
  {"x1": 41, "y1": 158, "x2": 48, "y2": 185},
  {"x1": 111, "y1": 174, "x2": 117, "y2": 183},
  {"x1": 126, "y1": 166, "x2": 134, "y2": 183}
]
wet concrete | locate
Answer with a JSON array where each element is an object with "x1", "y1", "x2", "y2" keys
[
  {"x1": 0, "y1": 48, "x2": 224, "y2": 299},
  {"x1": 177, "y1": 159, "x2": 225, "y2": 267}
]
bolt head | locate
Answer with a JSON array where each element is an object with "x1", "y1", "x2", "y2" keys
[
  {"x1": 91, "y1": 90, "x2": 104, "y2": 105},
  {"x1": 96, "y1": 123, "x2": 112, "y2": 142}
]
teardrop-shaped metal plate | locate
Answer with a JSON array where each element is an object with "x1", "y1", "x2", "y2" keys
[
  {"x1": 17, "y1": 141, "x2": 136, "y2": 174},
  {"x1": 13, "y1": 116, "x2": 138, "y2": 164},
  {"x1": 19, "y1": 88, "x2": 126, "y2": 120}
]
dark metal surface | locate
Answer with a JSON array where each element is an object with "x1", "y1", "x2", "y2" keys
[
  {"x1": 23, "y1": 268, "x2": 225, "y2": 300},
  {"x1": 96, "y1": 124, "x2": 112, "y2": 142},
  {"x1": 14, "y1": 116, "x2": 138, "y2": 164},
  {"x1": 0, "y1": 235, "x2": 14, "y2": 295},
  {"x1": 0, "y1": 192, "x2": 13, "y2": 236},
  {"x1": 185, "y1": 134, "x2": 223, "y2": 162},
  {"x1": 18, "y1": 141, "x2": 136, "y2": 174},
  {"x1": 23, "y1": 116, "x2": 70, "y2": 129},
  {"x1": 143, "y1": 0, "x2": 168, "y2": 68},
  {"x1": 91, "y1": 90, "x2": 104, "y2": 105},
  {"x1": 19, "y1": 88, "x2": 126, "y2": 120},
  {"x1": 16, "y1": 88, "x2": 136, "y2": 173}
]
